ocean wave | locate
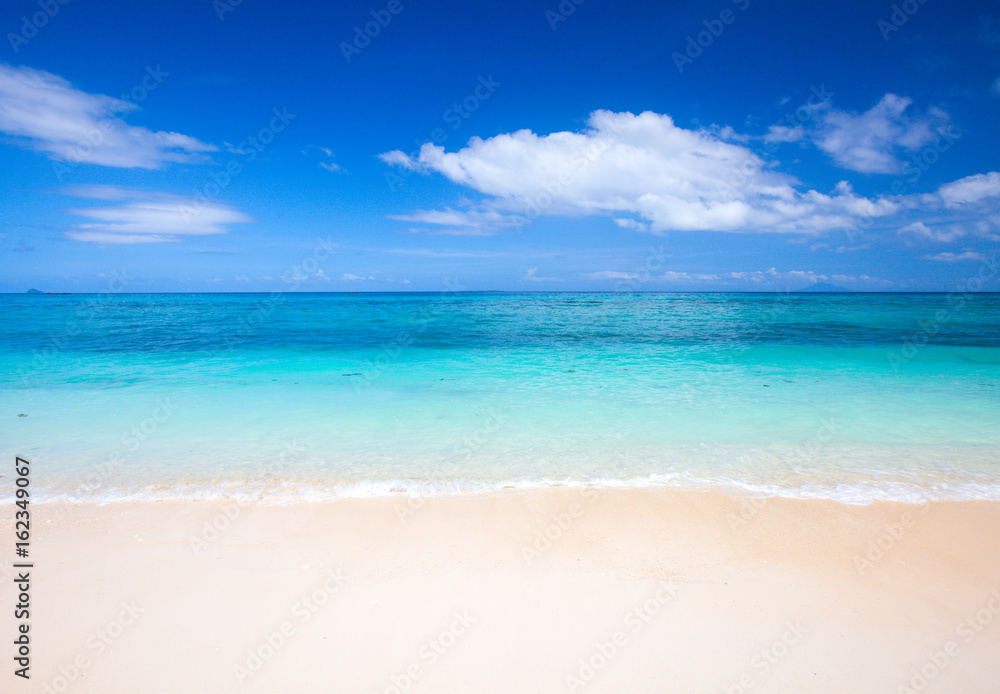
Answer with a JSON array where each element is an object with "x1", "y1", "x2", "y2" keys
[{"x1": 17, "y1": 473, "x2": 1000, "y2": 506}]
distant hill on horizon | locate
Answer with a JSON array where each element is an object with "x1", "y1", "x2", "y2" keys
[{"x1": 25, "y1": 288, "x2": 44, "y2": 294}]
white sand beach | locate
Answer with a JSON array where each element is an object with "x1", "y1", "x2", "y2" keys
[{"x1": 4, "y1": 489, "x2": 999, "y2": 693}]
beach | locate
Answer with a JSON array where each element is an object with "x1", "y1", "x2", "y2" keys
[
  {"x1": 4, "y1": 0, "x2": 1000, "y2": 688},
  {"x1": 3, "y1": 293, "x2": 1000, "y2": 691},
  {"x1": 5, "y1": 489, "x2": 999, "y2": 693}
]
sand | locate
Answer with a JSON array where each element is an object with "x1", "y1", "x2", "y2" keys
[{"x1": 3, "y1": 488, "x2": 1000, "y2": 693}]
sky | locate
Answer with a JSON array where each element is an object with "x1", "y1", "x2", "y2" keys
[{"x1": 1, "y1": 0, "x2": 999, "y2": 292}]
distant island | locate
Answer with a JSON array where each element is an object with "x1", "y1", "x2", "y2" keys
[
  {"x1": 25, "y1": 288, "x2": 70, "y2": 294},
  {"x1": 794, "y1": 282, "x2": 852, "y2": 293}
]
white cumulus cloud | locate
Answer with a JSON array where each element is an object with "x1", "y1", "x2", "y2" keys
[
  {"x1": 0, "y1": 64, "x2": 216, "y2": 168},
  {"x1": 381, "y1": 110, "x2": 899, "y2": 236}
]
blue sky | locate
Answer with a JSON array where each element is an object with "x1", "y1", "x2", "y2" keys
[{"x1": 1, "y1": 0, "x2": 999, "y2": 292}]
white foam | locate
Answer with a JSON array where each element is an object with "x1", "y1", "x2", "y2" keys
[{"x1": 17, "y1": 473, "x2": 1000, "y2": 506}]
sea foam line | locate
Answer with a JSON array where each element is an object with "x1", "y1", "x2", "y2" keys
[{"x1": 16, "y1": 473, "x2": 1000, "y2": 506}]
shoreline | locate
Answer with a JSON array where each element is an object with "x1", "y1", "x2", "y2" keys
[
  {"x1": 3, "y1": 488, "x2": 1000, "y2": 692},
  {"x1": 24, "y1": 475, "x2": 1000, "y2": 506}
]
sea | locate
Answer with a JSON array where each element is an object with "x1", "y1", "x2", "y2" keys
[{"x1": 2, "y1": 292, "x2": 999, "y2": 504}]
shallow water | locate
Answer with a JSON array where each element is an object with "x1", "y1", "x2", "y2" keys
[{"x1": 2, "y1": 292, "x2": 998, "y2": 503}]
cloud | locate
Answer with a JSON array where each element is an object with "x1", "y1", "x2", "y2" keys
[
  {"x1": 342, "y1": 273, "x2": 376, "y2": 281},
  {"x1": 722, "y1": 268, "x2": 891, "y2": 287},
  {"x1": 584, "y1": 269, "x2": 720, "y2": 282},
  {"x1": 763, "y1": 124, "x2": 805, "y2": 144},
  {"x1": 582, "y1": 270, "x2": 639, "y2": 280},
  {"x1": 382, "y1": 110, "x2": 900, "y2": 236},
  {"x1": 584, "y1": 267, "x2": 889, "y2": 287},
  {"x1": 662, "y1": 271, "x2": 721, "y2": 281},
  {"x1": 63, "y1": 186, "x2": 250, "y2": 244},
  {"x1": 309, "y1": 145, "x2": 345, "y2": 173},
  {"x1": 898, "y1": 221, "x2": 966, "y2": 243},
  {"x1": 613, "y1": 218, "x2": 649, "y2": 232},
  {"x1": 0, "y1": 64, "x2": 215, "y2": 168},
  {"x1": 938, "y1": 172, "x2": 1000, "y2": 205},
  {"x1": 813, "y1": 94, "x2": 949, "y2": 174},
  {"x1": 725, "y1": 267, "x2": 825, "y2": 283},
  {"x1": 384, "y1": 248, "x2": 508, "y2": 258},
  {"x1": 388, "y1": 208, "x2": 518, "y2": 235},
  {"x1": 524, "y1": 267, "x2": 563, "y2": 282},
  {"x1": 923, "y1": 251, "x2": 985, "y2": 262}
]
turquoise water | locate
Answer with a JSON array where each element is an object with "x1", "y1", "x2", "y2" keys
[{"x1": 2, "y1": 292, "x2": 999, "y2": 503}]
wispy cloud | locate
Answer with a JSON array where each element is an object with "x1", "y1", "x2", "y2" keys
[
  {"x1": 388, "y1": 208, "x2": 519, "y2": 235},
  {"x1": 813, "y1": 94, "x2": 949, "y2": 174},
  {"x1": 613, "y1": 218, "x2": 649, "y2": 232},
  {"x1": 726, "y1": 268, "x2": 828, "y2": 284},
  {"x1": 582, "y1": 270, "x2": 641, "y2": 280},
  {"x1": 64, "y1": 186, "x2": 250, "y2": 244},
  {"x1": 923, "y1": 251, "x2": 985, "y2": 262},
  {"x1": 524, "y1": 267, "x2": 563, "y2": 282},
  {"x1": 662, "y1": 271, "x2": 722, "y2": 281},
  {"x1": 582, "y1": 266, "x2": 891, "y2": 287},
  {"x1": 384, "y1": 248, "x2": 508, "y2": 258},
  {"x1": 0, "y1": 64, "x2": 215, "y2": 168},
  {"x1": 898, "y1": 221, "x2": 966, "y2": 243}
]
